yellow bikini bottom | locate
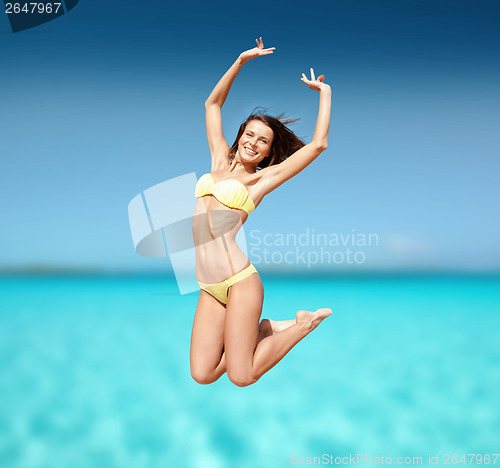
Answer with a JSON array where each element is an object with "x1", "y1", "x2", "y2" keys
[{"x1": 198, "y1": 263, "x2": 258, "y2": 305}]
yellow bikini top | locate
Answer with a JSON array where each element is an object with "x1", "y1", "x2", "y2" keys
[{"x1": 195, "y1": 173, "x2": 256, "y2": 214}]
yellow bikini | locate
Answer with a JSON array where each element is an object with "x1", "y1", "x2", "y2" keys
[
  {"x1": 195, "y1": 173, "x2": 258, "y2": 304},
  {"x1": 197, "y1": 264, "x2": 258, "y2": 304},
  {"x1": 195, "y1": 173, "x2": 255, "y2": 215}
]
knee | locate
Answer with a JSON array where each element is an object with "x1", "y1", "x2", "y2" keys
[
  {"x1": 190, "y1": 366, "x2": 219, "y2": 385},
  {"x1": 227, "y1": 371, "x2": 257, "y2": 388}
]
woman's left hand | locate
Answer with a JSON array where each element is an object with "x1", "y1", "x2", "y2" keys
[{"x1": 301, "y1": 68, "x2": 331, "y2": 92}]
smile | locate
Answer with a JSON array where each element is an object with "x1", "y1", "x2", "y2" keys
[{"x1": 245, "y1": 147, "x2": 257, "y2": 156}]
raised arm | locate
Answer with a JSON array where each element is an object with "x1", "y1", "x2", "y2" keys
[
  {"x1": 259, "y1": 68, "x2": 332, "y2": 193},
  {"x1": 205, "y1": 38, "x2": 275, "y2": 170}
]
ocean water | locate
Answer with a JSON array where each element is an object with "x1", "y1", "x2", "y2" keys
[{"x1": 0, "y1": 274, "x2": 499, "y2": 468}]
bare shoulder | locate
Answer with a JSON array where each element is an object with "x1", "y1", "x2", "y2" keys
[
  {"x1": 251, "y1": 164, "x2": 279, "y2": 189},
  {"x1": 210, "y1": 150, "x2": 231, "y2": 172},
  {"x1": 246, "y1": 165, "x2": 278, "y2": 206}
]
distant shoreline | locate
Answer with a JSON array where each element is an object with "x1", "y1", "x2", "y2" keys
[{"x1": 1, "y1": 265, "x2": 499, "y2": 278}]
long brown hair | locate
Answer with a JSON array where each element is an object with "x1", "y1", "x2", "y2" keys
[{"x1": 229, "y1": 107, "x2": 306, "y2": 169}]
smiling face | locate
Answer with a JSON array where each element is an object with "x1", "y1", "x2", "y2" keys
[{"x1": 237, "y1": 119, "x2": 274, "y2": 166}]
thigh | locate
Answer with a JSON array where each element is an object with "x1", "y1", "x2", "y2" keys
[
  {"x1": 190, "y1": 290, "x2": 227, "y2": 372},
  {"x1": 224, "y1": 273, "x2": 264, "y2": 374}
]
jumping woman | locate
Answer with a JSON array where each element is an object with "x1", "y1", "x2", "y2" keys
[{"x1": 191, "y1": 38, "x2": 332, "y2": 387}]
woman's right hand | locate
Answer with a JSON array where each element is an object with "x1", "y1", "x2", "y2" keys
[{"x1": 239, "y1": 37, "x2": 276, "y2": 63}]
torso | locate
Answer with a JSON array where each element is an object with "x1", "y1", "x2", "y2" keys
[{"x1": 192, "y1": 169, "x2": 263, "y2": 284}]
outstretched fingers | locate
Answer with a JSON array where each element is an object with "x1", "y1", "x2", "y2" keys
[
  {"x1": 256, "y1": 37, "x2": 275, "y2": 54},
  {"x1": 301, "y1": 70, "x2": 326, "y2": 83}
]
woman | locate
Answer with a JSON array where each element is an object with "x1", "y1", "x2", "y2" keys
[{"x1": 191, "y1": 38, "x2": 332, "y2": 387}]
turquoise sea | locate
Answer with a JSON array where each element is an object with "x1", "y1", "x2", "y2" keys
[{"x1": 0, "y1": 274, "x2": 499, "y2": 467}]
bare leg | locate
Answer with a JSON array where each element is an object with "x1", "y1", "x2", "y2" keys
[
  {"x1": 224, "y1": 273, "x2": 332, "y2": 387},
  {"x1": 259, "y1": 318, "x2": 296, "y2": 336},
  {"x1": 190, "y1": 289, "x2": 292, "y2": 384},
  {"x1": 190, "y1": 290, "x2": 227, "y2": 384},
  {"x1": 252, "y1": 308, "x2": 332, "y2": 381}
]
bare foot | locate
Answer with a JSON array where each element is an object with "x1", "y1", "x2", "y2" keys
[
  {"x1": 259, "y1": 318, "x2": 296, "y2": 337},
  {"x1": 269, "y1": 319, "x2": 296, "y2": 334},
  {"x1": 296, "y1": 308, "x2": 332, "y2": 331}
]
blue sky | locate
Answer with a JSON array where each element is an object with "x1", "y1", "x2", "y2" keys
[{"x1": 1, "y1": 0, "x2": 499, "y2": 272}]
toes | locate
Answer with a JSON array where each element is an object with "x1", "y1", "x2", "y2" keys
[{"x1": 317, "y1": 308, "x2": 332, "y2": 317}]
